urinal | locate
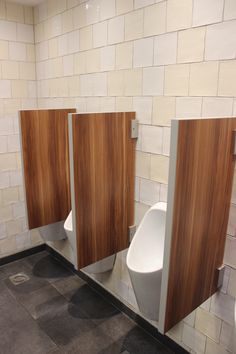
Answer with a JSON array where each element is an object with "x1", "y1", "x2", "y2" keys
[
  {"x1": 64, "y1": 211, "x2": 116, "y2": 273},
  {"x1": 126, "y1": 202, "x2": 167, "y2": 321}
]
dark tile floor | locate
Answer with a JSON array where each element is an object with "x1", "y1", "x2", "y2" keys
[{"x1": 0, "y1": 251, "x2": 173, "y2": 354}]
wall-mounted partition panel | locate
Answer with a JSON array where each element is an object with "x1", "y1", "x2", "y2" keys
[
  {"x1": 159, "y1": 117, "x2": 236, "y2": 333},
  {"x1": 20, "y1": 109, "x2": 76, "y2": 229},
  {"x1": 70, "y1": 112, "x2": 136, "y2": 269}
]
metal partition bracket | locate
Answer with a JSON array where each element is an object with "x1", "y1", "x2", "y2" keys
[
  {"x1": 217, "y1": 265, "x2": 225, "y2": 289},
  {"x1": 131, "y1": 120, "x2": 139, "y2": 139}
]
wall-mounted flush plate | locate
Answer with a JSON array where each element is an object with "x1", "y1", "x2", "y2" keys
[
  {"x1": 217, "y1": 265, "x2": 225, "y2": 289},
  {"x1": 233, "y1": 130, "x2": 236, "y2": 156},
  {"x1": 131, "y1": 120, "x2": 139, "y2": 139},
  {"x1": 129, "y1": 225, "x2": 136, "y2": 242}
]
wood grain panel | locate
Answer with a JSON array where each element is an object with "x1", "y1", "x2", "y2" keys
[
  {"x1": 72, "y1": 112, "x2": 136, "y2": 269},
  {"x1": 164, "y1": 118, "x2": 236, "y2": 332},
  {"x1": 20, "y1": 109, "x2": 76, "y2": 229}
]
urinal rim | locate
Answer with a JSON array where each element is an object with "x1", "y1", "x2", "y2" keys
[{"x1": 126, "y1": 202, "x2": 167, "y2": 274}]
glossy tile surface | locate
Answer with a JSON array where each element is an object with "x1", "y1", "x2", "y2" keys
[{"x1": 0, "y1": 251, "x2": 173, "y2": 354}]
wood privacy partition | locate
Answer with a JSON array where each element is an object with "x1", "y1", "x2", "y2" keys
[
  {"x1": 70, "y1": 112, "x2": 136, "y2": 269},
  {"x1": 20, "y1": 109, "x2": 76, "y2": 229},
  {"x1": 160, "y1": 118, "x2": 236, "y2": 333}
]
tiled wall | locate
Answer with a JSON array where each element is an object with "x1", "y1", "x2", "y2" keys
[
  {"x1": 33, "y1": 0, "x2": 236, "y2": 353},
  {"x1": 0, "y1": 1, "x2": 43, "y2": 256},
  {"x1": 0, "y1": 0, "x2": 235, "y2": 353}
]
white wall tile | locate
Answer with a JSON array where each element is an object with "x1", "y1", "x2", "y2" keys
[
  {"x1": 0, "y1": 80, "x2": 11, "y2": 98},
  {"x1": 17, "y1": 23, "x2": 34, "y2": 43},
  {"x1": 135, "y1": 0, "x2": 155, "y2": 9},
  {"x1": 227, "y1": 204, "x2": 236, "y2": 236},
  {"x1": 100, "y1": 46, "x2": 115, "y2": 71},
  {"x1": 165, "y1": 64, "x2": 189, "y2": 96},
  {"x1": 150, "y1": 154, "x2": 169, "y2": 184},
  {"x1": 68, "y1": 30, "x2": 80, "y2": 53},
  {"x1": 100, "y1": 0, "x2": 115, "y2": 20},
  {"x1": 228, "y1": 268, "x2": 236, "y2": 298},
  {"x1": 93, "y1": 21, "x2": 107, "y2": 48},
  {"x1": 176, "y1": 97, "x2": 202, "y2": 118},
  {"x1": 182, "y1": 324, "x2": 206, "y2": 354},
  {"x1": 189, "y1": 62, "x2": 219, "y2": 96},
  {"x1": 202, "y1": 97, "x2": 233, "y2": 117},
  {"x1": 139, "y1": 178, "x2": 160, "y2": 205},
  {"x1": 116, "y1": 0, "x2": 133, "y2": 15},
  {"x1": 220, "y1": 321, "x2": 236, "y2": 353},
  {"x1": 210, "y1": 292, "x2": 235, "y2": 325},
  {"x1": 136, "y1": 151, "x2": 151, "y2": 179},
  {"x1": 162, "y1": 127, "x2": 170, "y2": 156},
  {"x1": 9, "y1": 42, "x2": 26, "y2": 61},
  {"x1": 0, "y1": 172, "x2": 10, "y2": 189},
  {"x1": 125, "y1": 9, "x2": 143, "y2": 41},
  {"x1": 195, "y1": 308, "x2": 221, "y2": 342},
  {"x1": 133, "y1": 97, "x2": 152, "y2": 124},
  {"x1": 224, "y1": 236, "x2": 236, "y2": 269},
  {"x1": 205, "y1": 338, "x2": 229, "y2": 354},
  {"x1": 178, "y1": 27, "x2": 205, "y2": 63},
  {"x1": 142, "y1": 125, "x2": 163, "y2": 154},
  {"x1": 116, "y1": 42, "x2": 133, "y2": 70},
  {"x1": 143, "y1": 67, "x2": 164, "y2": 96},
  {"x1": 153, "y1": 97, "x2": 176, "y2": 126},
  {"x1": 205, "y1": 21, "x2": 236, "y2": 60},
  {"x1": 193, "y1": 0, "x2": 224, "y2": 26},
  {"x1": 167, "y1": 0, "x2": 192, "y2": 32},
  {"x1": 7, "y1": 135, "x2": 20, "y2": 153},
  {"x1": 9, "y1": 171, "x2": 22, "y2": 188},
  {"x1": 144, "y1": 2, "x2": 166, "y2": 37},
  {"x1": 134, "y1": 37, "x2": 154, "y2": 68},
  {"x1": 224, "y1": 0, "x2": 236, "y2": 20},
  {"x1": 108, "y1": 15, "x2": 124, "y2": 44},
  {"x1": 63, "y1": 55, "x2": 74, "y2": 76},
  {"x1": 13, "y1": 202, "x2": 25, "y2": 219},
  {"x1": 160, "y1": 184, "x2": 168, "y2": 202},
  {"x1": 0, "y1": 222, "x2": 6, "y2": 240},
  {"x1": 86, "y1": 0, "x2": 100, "y2": 25},
  {"x1": 0, "y1": 136, "x2": 7, "y2": 153},
  {"x1": 0, "y1": 20, "x2": 16, "y2": 41},
  {"x1": 154, "y1": 32, "x2": 177, "y2": 66},
  {"x1": 218, "y1": 61, "x2": 236, "y2": 97}
]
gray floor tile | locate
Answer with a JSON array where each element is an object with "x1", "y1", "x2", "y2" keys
[
  {"x1": 38, "y1": 307, "x2": 96, "y2": 347},
  {"x1": 0, "y1": 318, "x2": 56, "y2": 354},
  {"x1": 4, "y1": 267, "x2": 49, "y2": 296},
  {"x1": 14, "y1": 284, "x2": 68, "y2": 320},
  {"x1": 30, "y1": 254, "x2": 73, "y2": 283},
  {"x1": 0, "y1": 254, "x2": 174, "y2": 354},
  {"x1": 63, "y1": 326, "x2": 118, "y2": 354},
  {"x1": 96, "y1": 312, "x2": 136, "y2": 341},
  {"x1": 51, "y1": 274, "x2": 86, "y2": 300},
  {"x1": 69, "y1": 285, "x2": 119, "y2": 321},
  {"x1": 122, "y1": 327, "x2": 173, "y2": 354}
]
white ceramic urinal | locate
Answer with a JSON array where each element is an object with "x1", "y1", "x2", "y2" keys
[
  {"x1": 64, "y1": 210, "x2": 76, "y2": 253},
  {"x1": 64, "y1": 211, "x2": 115, "y2": 273},
  {"x1": 126, "y1": 202, "x2": 167, "y2": 321}
]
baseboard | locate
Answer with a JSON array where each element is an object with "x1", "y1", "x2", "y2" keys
[
  {"x1": 0, "y1": 244, "x2": 46, "y2": 267},
  {"x1": 46, "y1": 245, "x2": 189, "y2": 354}
]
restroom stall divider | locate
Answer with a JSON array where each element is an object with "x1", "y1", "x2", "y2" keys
[
  {"x1": 159, "y1": 117, "x2": 236, "y2": 333},
  {"x1": 69, "y1": 112, "x2": 137, "y2": 269},
  {"x1": 19, "y1": 108, "x2": 76, "y2": 229}
]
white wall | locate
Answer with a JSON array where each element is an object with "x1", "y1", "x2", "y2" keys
[{"x1": 0, "y1": 1, "x2": 42, "y2": 256}]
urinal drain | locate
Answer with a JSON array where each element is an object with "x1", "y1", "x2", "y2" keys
[{"x1": 9, "y1": 273, "x2": 30, "y2": 286}]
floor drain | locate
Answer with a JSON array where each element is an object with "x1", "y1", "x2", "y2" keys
[{"x1": 9, "y1": 273, "x2": 30, "y2": 286}]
